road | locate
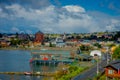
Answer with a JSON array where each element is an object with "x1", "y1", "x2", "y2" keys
[{"x1": 72, "y1": 54, "x2": 109, "y2": 80}]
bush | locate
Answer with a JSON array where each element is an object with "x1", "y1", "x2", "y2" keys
[{"x1": 57, "y1": 66, "x2": 88, "y2": 80}]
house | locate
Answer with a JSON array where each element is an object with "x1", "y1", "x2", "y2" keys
[
  {"x1": 18, "y1": 33, "x2": 30, "y2": 40},
  {"x1": 34, "y1": 31, "x2": 44, "y2": 46},
  {"x1": 105, "y1": 60, "x2": 120, "y2": 79},
  {"x1": 55, "y1": 37, "x2": 65, "y2": 47},
  {"x1": 66, "y1": 41, "x2": 76, "y2": 47},
  {"x1": 76, "y1": 54, "x2": 92, "y2": 61},
  {"x1": 118, "y1": 38, "x2": 120, "y2": 42},
  {"x1": 44, "y1": 42, "x2": 50, "y2": 47},
  {"x1": 0, "y1": 40, "x2": 10, "y2": 47},
  {"x1": 66, "y1": 39, "x2": 79, "y2": 47},
  {"x1": 48, "y1": 37, "x2": 65, "y2": 47}
]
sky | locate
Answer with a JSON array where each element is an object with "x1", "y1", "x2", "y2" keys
[{"x1": 0, "y1": 0, "x2": 120, "y2": 34}]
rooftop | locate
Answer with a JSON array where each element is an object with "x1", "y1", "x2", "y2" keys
[{"x1": 106, "y1": 60, "x2": 120, "y2": 70}]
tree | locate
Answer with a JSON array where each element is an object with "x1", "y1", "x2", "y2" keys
[
  {"x1": 49, "y1": 42, "x2": 55, "y2": 47},
  {"x1": 0, "y1": 33, "x2": 2, "y2": 38},
  {"x1": 80, "y1": 45, "x2": 91, "y2": 51},
  {"x1": 15, "y1": 32, "x2": 19, "y2": 38},
  {"x1": 112, "y1": 45, "x2": 120, "y2": 59},
  {"x1": 10, "y1": 38, "x2": 21, "y2": 46},
  {"x1": 108, "y1": 43, "x2": 116, "y2": 48},
  {"x1": 93, "y1": 43, "x2": 101, "y2": 48},
  {"x1": 76, "y1": 36, "x2": 81, "y2": 39}
]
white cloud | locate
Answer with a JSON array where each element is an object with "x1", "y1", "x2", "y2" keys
[
  {"x1": 0, "y1": 8, "x2": 2, "y2": 12},
  {"x1": 106, "y1": 19, "x2": 120, "y2": 31},
  {"x1": 5, "y1": 4, "x2": 22, "y2": 10},
  {"x1": 0, "y1": 8, "x2": 8, "y2": 18},
  {"x1": 43, "y1": 27, "x2": 54, "y2": 33},
  {"x1": 111, "y1": 19, "x2": 120, "y2": 24},
  {"x1": 11, "y1": 27, "x2": 20, "y2": 32},
  {"x1": 0, "y1": 4, "x2": 120, "y2": 33},
  {"x1": 26, "y1": 30, "x2": 33, "y2": 34},
  {"x1": 63, "y1": 5, "x2": 85, "y2": 13}
]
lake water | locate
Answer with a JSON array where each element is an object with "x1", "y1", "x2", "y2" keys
[{"x1": 0, "y1": 50, "x2": 71, "y2": 80}]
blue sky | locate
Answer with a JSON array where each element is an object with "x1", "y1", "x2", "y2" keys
[
  {"x1": 52, "y1": 0, "x2": 120, "y2": 15},
  {"x1": 0, "y1": 0, "x2": 120, "y2": 33}
]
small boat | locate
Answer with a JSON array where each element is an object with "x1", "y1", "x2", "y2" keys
[{"x1": 24, "y1": 72, "x2": 32, "y2": 75}]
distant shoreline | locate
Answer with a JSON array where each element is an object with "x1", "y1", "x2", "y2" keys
[{"x1": 0, "y1": 46, "x2": 77, "y2": 51}]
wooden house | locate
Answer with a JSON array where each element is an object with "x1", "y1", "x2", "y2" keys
[{"x1": 105, "y1": 61, "x2": 120, "y2": 79}]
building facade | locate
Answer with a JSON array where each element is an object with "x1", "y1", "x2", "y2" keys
[
  {"x1": 105, "y1": 61, "x2": 120, "y2": 79},
  {"x1": 34, "y1": 31, "x2": 44, "y2": 46}
]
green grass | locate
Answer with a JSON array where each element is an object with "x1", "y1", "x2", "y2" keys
[{"x1": 55, "y1": 66, "x2": 88, "y2": 80}]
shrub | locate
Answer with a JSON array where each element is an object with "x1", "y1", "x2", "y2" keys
[{"x1": 57, "y1": 66, "x2": 88, "y2": 80}]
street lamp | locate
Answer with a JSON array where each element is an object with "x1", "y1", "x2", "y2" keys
[{"x1": 90, "y1": 50, "x2": 101, "y2": 75}]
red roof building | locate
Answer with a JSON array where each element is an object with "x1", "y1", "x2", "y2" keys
[
  {"x1": 34, "y1": 31, "x2": 44, "y2": 43},
  {"x1": 105, "y1": 61, "x2": 120, "y2": 79}
]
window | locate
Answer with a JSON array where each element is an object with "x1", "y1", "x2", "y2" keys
[{"x1": 108, "y1": 70, "x2": 114, "y2": 74}]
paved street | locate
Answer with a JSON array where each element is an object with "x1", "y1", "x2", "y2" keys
[{"x1": 72, "y1": 54, "x2": 108, "y2": 80}]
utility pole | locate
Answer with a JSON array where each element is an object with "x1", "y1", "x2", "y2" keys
[
  {"x1": 106, "y1": 46, "x2": 109, "y2": 80},
  {"x1": 106, "y1": 47, "x2": 109, "y2": 65}
]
